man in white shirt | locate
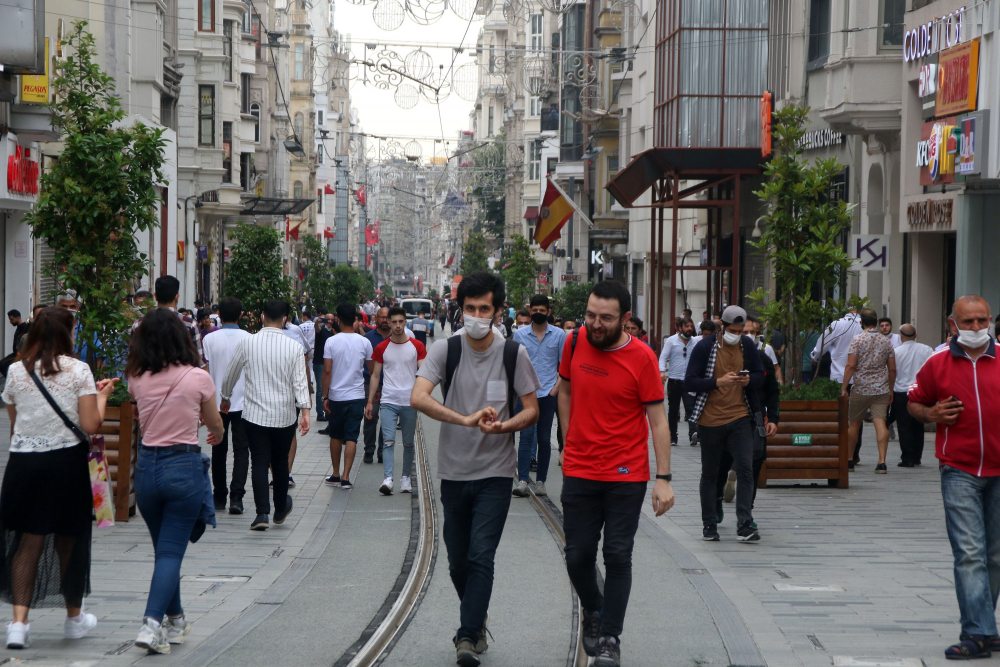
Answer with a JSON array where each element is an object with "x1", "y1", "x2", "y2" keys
[
  {"x1": 659, "y1": 318, "x2": 698, "y2": 446},
  {"x1": 281, "y1": 312, "x2": 312, "y2": 488},
  {"x1": 323, "y1": 303, "x2": 374, "y2": 490},
  {"x1": 811, "y1": 311, "x2": 862, "y2": 382},
  {"x1": 879, "y1": 317, "x2": 903, "y2": 348},
  {"x1": 203, "y1": 297, "x2": 251, "y2": 514},
  {"x1": 891, "y1": 324, "x2": 933, "y2": 467}
]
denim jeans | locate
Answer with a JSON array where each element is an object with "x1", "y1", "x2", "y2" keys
[
  {"x1": 515, "y1": 395, "x2": 557, "y2": 483},
  {"x1": 380, "y1": 403, "x2": 417, "y2": 479},
  {"x1": 212, "y1": 411, "x2": 249, "y2": 504},
  {"x1": 313, "y1": 363, "x2": 326, "y2": 418},
  {"x1": 940, "y1": 465, "x2": 1000, "y2": 637},
  {"x1": 562, "y1": 476, "x2": 646, "y2": 640},
  {"x1": 439, "y1": 477, "x2": 512, "y2": 641},
  {"x1": 135, "y1": 448, "x2": 206, "y2": 620},
  {"x1": 697, "y1": 417, "x2": 754, "y2": 526}
]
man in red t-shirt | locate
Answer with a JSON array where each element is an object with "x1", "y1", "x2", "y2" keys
[{"x1": 558, "y1": 280, "x2": 674, "y2": 667}]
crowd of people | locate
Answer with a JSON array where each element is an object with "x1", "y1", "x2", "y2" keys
[{"x1": 0, "y1": 273, "x2": 996, "y2": 665}]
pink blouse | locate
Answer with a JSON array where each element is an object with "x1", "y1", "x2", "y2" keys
[{"x1": 128, "y1": 364, "x2": 216, "y2": 446}]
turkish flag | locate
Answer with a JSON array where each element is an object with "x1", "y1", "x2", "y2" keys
[
  {"x1": 324, "y1": 227, "x2": 336, "y2": 239},
  {"x1": 355, "y1": 185, "x2": 366, "y2": 206},
  {"x1": 365, "y1": 225, "x2": 379, "y2": 246},
  {"x1": 324, "y1": 184, "x2": 335, "y2": 195},
  {"x1": 289, "y1": 222, "x2": 301, "y2": 241}
]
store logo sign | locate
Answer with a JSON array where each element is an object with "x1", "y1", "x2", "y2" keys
[
  {"x1": 919, "y1": 118, "x2": 958, "y2": 185},
  {"x1": 7, "y1": 145, "x2": 39, "y2": 196},
  {"x1": 904, "y1": 7, "x2": 966, "y2": 63},
  {"x1": 918, "y1": 64, "x2": 937, "y2": 98},
  {"x1": 907, "y1": 199, "x2": 953, "y2": 229},
  {"x1": 936, "y1": 39, "x2": 979, "y2": 116}
]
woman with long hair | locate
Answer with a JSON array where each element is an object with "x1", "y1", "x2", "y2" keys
[
  {"x1": 0, "y1": 307, "x2": 118, "y2": 649},
  {"x1": 126, "y1": 308, "x2": 224, "y2": 654}
]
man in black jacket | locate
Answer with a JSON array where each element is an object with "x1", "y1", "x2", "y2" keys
[{"x1": 684, "y1": 305, "x2": 764, "y2": 542}]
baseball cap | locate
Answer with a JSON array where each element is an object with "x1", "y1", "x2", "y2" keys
[{"x1": 721, "y1": 305, "x2": 747, "y2": 325}]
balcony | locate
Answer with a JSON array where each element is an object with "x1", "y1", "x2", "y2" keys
[{"x1": 815, "y1": 55, "x2": 903, "y2": 134}]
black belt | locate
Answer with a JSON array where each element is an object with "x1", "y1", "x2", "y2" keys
[{"x1": 140, "y1": 444, "x2": 201, "y2": 453}]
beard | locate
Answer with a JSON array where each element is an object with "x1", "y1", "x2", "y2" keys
[{"x1": 586, "y1": 322, "x2": 620, "y2": 350}]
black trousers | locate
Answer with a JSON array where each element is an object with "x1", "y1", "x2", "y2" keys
[
  {"x1": 243, "y1": 420, "x2": 295, "y2": 516},
  {"x1": 363, "y1": 377, "x2": 384, "y2": 457},
  {"x1": 698, "y1": 417, "x2": 754, "y2": 526},
  {"x1": 717, "y1": 447, "x2": 767, "y2": 511},
  {"x1": 893, "y1": 392, "x2": 925, "y2": 464},
  {"x1": 212, "y1": 411, "x2": 250, "y2": 504},
  {"x1": 666, "y1": 379, "x2": 697, "y2": 442},
  {"x1": 562, "y1": 476, "x2": 646, "y2": 640}
]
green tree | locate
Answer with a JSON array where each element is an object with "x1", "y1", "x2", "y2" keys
[
  {"x1": 460, "y1": 231, "x2": 490, "y2": 275},
  {"x1": 427, "y1": 287, "x2": 438, "y2": 302},
  {"x1": 553, "y1": 280, "x2": 593, "y2": 323},
  {"x1": 25, "y1": 22, "x2": 167, "y2": 377},
  {"x1": 328, "y1": 265, "x2": 375, "y2": 308},
  {"x1": 382, "y1": 283, "x2": 395, "y2": 300},
  {"x1": 749, "y1": 104, "x2": 867, "y2": 385},
  {"x1": 503, "y1": 235, "x2": 538, "y2": 308},
  {"x1": 225, "y1": 222, "x2": 292, "y2": 331},
  {"x1": 301, "y1": 235, "x2": 336, "y2": 312}
]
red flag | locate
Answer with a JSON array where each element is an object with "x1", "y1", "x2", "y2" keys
[
  {"x1": 366, "y1": 252, "x2": 372, "y2": 268},
  {"x1": 324, "y1": 227, "x2": 336, "y2": 239},
  {"x1": 365, "y1": 224, "x2": 379, "y2": 246},
  {"x1": 289, "y1": 222, "x2": 301, "y2": 241},
  {"x1": 355, "y1": 185, "x2": 366, "y2": 206},
  {"x1": 373, "y1": 219, "x2": 381, "y2": 233},
  {"x1": 324, "y1": 184, "x2": 335, "y2": 195},
  {"x1": 285, "y1": 216, "x2": 290, "y2": 241},
  {"x1": 445, "y1": 253, "x2": 454, "y2": 267}
]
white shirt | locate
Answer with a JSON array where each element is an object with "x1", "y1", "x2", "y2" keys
[
  {"x1": 203, "y1": 325, "x2": 251, "y2": 411},
  {"x1": 299, "y1": 319, "x2": 316, "y2": 352},
  {"x1": 282, "y1": 322, "x2": 310, "y2": 357},
  {"x1": 811, "y1": 313, "x2": 862, "y2": 382},
  {"x1": 221, "y1": 327, "x2": 312, "y2": 428},
  {"x1": 893, "y1": 339, "x2": 934, "y2": 393},
  {"x1": 324, "y1": 332, "x2": 374, "y2": 401},
  {"x1": 886, "y1": 333, "x2": 902, "y2": 348},
  {"x1": 759, "y1": 341, "x2": 779, "y2": 366},
  {"x1": 371, "y1": 337, "x2": 426, "y2": 406},
  {"x1": 658, "y1": 333, "x2": 695, "y2": 379},
  {"x1": 209, "y1": 314, "x2": 221, "y2": 327}
]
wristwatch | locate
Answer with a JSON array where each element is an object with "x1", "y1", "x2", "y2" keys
[{"x1": 656, "y1": 474, "x2": 672, "y2": 482}]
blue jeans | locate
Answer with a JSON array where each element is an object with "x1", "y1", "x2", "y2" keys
[
  {"x1": 440, "y1": 477, "x2": 512, "y2": 641},
  {"x1": 380, "y1": 403, "x2": 417, "y2": 479},
  {"x1": 313, "y1": 363, "x2": 326, "y2": 417},
  {"x1": 940, "y1": 465, "x2": 1000, "y2": 637},
  {"x1": 515, "y1": 395, "x2": 557, "y2": 483},
  {"x1": 135, "y1": 448, "x2": 206, "y2": 620}
]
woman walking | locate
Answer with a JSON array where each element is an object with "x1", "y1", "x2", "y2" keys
[
  {"x1": 126, "y1": 308, "x2": 224, "y2": 654},
  {"x1": 0, "y1": 307, "x2": 117, "y2": 649}
]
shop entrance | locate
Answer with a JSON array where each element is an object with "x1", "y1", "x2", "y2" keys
[{"x1": 942, "y1": 232, "x2": 957, "y2": 341}]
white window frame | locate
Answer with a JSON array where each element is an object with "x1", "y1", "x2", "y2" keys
[
  {"x1": 529, "y1": 14, "x2": 543, "y2": 53},
  {"x1": 250, "y1": 103, "x2": 261, "y2": 143},
  {"x1": 528, "y1": 141, "x2": 541, "y2": 181}
]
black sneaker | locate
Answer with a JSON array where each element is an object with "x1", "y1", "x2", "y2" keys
[
  {"x1": 377, "y1": 456, "x2": 383, "y2": 464},
  {"x1": 229, "y1": 499, "x2": 244, "y2": 515},
  {"x1": 716, "y1": 498, "x2": 724, "y2": 524},
  {"x1": 690, "y1": 432, "x2": 700, "y2": 446},
  {"x1": 324, "y1": 475, "x2": 341, "y2": 487},
  {"x1": 318, "y1": 426, "x2": 331, "y2": 435},
  {"x1": 594, "y1": 636, "x2": 621, "y2": 667},
  {"x1": 363, "y1": 454, "x2": 374, "y2": 464},
  {"x1": 341, "y1": 479, "x2": 353, "y2": 490},
  {"x1": 703, "y1": 524, "x2": 720, "y2": 541},
  {"x1": 848, "y1": 460, "x2": 855, "y2": 471},
  {"x1": 250, "y1": 514, "x2": 269, "y2": 531},
  {"x1": 317, "y1": 415, "x2": 328, "y2": 422},
  {"x1": 581, "y1": 609, "x2": 601, "y2": 656},
  {"x1": 875, "y1": 463, "x2": 888, "y2": 474},
  {"x1": 214, "y1": 499, "x2": 227, "y2": 511},
  {"x1": 737, "y1": 521, "x2": 760, "y2": 542},
  {"x1": 898, "y1": 461, "x2": 915, "y2": 468},
  {"x1": 273, "y1": 496, "x2": 293, "y2": 524},
  {"x1": 287, "y1": 475, "x2": 296, "y2": 488},
  {"x1": 670, "y1": 440, "x2": 678, "y2": 447},
  {"x1": 454, "y1": 636, "x2": 480, "y2": 667}
]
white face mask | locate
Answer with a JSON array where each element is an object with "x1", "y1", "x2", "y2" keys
[
  {"x1": 464, "y1": 315, "x2": 493, "y2": 340},
  {"x1": 957, "y1": 328, "x2": 990, "y2": 348},
  {"x1": 722, "y1": 331, "x2": 741, "y2": 346}
]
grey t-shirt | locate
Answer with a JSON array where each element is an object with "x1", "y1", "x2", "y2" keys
[{"x1": 416, "y1": 330, "x2": 541, "y2": 481}]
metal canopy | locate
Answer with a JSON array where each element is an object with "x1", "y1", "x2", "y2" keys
[{"x1": 240, "y1": 197, "x2": 315, "y2": 216}]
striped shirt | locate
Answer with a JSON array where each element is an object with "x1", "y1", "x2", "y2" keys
[
  {"x1": 132, "y1": 307, "x2": 205, "y2": 367},
  {"x1": 220, "y1": 327, "x2": 312, "y2": 428}
]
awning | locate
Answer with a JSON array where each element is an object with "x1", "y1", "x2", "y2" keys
[
  {"x1": 240, "y1": 197, "x2": 316, "y2": 216},
  {"x1": 523, "y1": 205, "x2": 539, "y2": 219}
]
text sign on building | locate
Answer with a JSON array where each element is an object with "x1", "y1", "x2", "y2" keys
[
  {"x1": 936, "y1": 39, "x2": 979, "y2": 117},
  {"x1": 918, "y1": 63, "x2": 937, "y2": 98},
  {"x1": 917, "y1": 116, "x2": 958, "y2": 185},
  {"x1": 19, "y1": 37, "x2": 48, "y2": 103},
  {"x1": 852, "y1": 235, "x2": 888, "y2": 272},
  {"x1": 904, "y1": 7, "x2": 967, "y2": 63},
  {"x1": 956, "y1": 110, "x2": 989, "y2": 175},
  {"x1": 907, "y1": 198, "x2": 953, "y2": 229},
  {"x1": 792, "y1": 434, "x2": 812, "y2": 445},
  {"x1": 1, "y1": 135, "x2": 40, "y2": 201}
]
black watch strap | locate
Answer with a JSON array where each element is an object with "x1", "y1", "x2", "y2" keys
[{"x1": 656, "y1": 474, "x2": 672, "y2": 482}]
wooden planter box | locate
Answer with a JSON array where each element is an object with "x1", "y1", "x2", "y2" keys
[
  {"x1": 101, "y1": 402, "x2": 139, "y2": 521},
  {"x1": 758, "y1": 396, "x2": 849, "y2": 489}
]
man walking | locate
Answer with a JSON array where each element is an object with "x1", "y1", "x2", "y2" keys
[
  {"x1": 314, "y1": 310, "x2": 334, "y2": 424},
  {"x1": 411, "y1": 271, "x2": 540, "y2": 666},
  {"x1": 366, "y1": 306, "x2": 426, "y2": 495},
  {"x1": 140, "y1": 275, "x2": 205, "y2": 367},
  {"x1": 879, "y1": 317, "x2": 902, "y2": 347},
  {"x1": 512, "y1": 294, "x2": 565, "y2": 497},
  {"x1": 362, "y1": 307, "x2": 392, "y2": 463},
  {"x1": 221, "y1": 300, "x2": 311, "y2": 531},
  {"x1": 812, "y1": 309, "x2": 863, "y2": 459},
  {"x1": 281, "y1": 305, "x2": 312, "y2": 488},
  {"x1": 659, "y1": 317, "x2": 698, "y2": 447},
  {"x1": 908, "y1": 295, "x2": 1000, "y2": 660},
  {"x1": 323, "y1": 304, "x2": 373, "y2": 489},
  {"x1": 685, "y1": 305, "x2": 764, "y2": 543},
  {"x1": 558, "y1": 280, "x2": 673, "y2": 667},
  {"x1": 891, "y1": 324, "x2": 933, "y2": 467},
  {"x1": 841, "y1": 309, "x2": 896, "y2": 473},
  {"x1": 411, "y1": 310, "x2": 431, "y2": 345},
  {"x1": 203, "y1": 297, "x2": 252, "y2": 514}
]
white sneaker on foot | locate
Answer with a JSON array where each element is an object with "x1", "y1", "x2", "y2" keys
[
  {"x1": 379, "y1": 477, "x2": 394, "y2": 495},
  {"x1": 64, "y1": 612, "x2": 97, "y2": 639},
  {"x1": 533, "y1": 481, "x2": 547, "y2": 496},
  {"x1": 512, "y1": 480, "x2": 530, "y2": 497},
  {"x1": 135, "y1": 619, "x2": 170, "y2": 654},
  {"x1": 163, "y1": 615, "x2": 192, "y2": 644},
  {"x1": 400, "y1": 476, "x2": 412, "y2": 493},
  {"x1": 6, "y1": 621, "x2": 29, "y2": 649}
]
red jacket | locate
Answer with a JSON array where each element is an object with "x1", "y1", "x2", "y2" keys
[{"x1": 908, "y1": 338, "x2": 1000, "y2": 477}]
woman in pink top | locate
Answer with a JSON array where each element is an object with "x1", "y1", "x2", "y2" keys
[{"x1": 126, "y1": 308, "x2": 223, "y2": 655}]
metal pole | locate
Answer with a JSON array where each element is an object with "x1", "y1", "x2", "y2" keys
[
  {"x1": 650, "y1": 181, "x2": 658, "y2": 345},
  {"x1": 567, "y1": 176, "x2": 575, "y2": 275},
  {"x1": 732, "y1": 174, "x2": 741, "y2": 309},
  {"x1": 669, "y1": 172, "x2": 679, "y2": 338}
]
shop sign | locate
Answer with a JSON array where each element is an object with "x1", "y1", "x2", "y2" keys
[
  {"x1": 799, "y1": 129, "x2": 845, "y2": 151},
  {"x1": 760, "y1": 91, "x2": 773, "y2": 158},
  {"x1": 956, "y1": 110, "x2": 988, "y2": 175},
  {"x1": 561, "y1": 274, "x2": 582, "y2": 282},
  {"x1": 917, "y1": 116, "x2": 958, "y2": 185},
  {"x1": 2, "y1": 138, "x2": 40, "y2": 200},
  {"x1": 19, "y1": 37, "x2": 49, "y2": 103},
  {"x1": 936, "y1": 39, "x2": 979, "y2": 116},
  {"x1": 904, "y1": 7, "x2": 967, "y2": 63},
  {"x1": 907, "y1": 198, "x2": 953, "y2": 229},
  {"x1": 852, "y1": 235, "x2": 888, "y2": 272},
  {"x1": 918, "y1": 63, "x2": 937, "y2": 98}
]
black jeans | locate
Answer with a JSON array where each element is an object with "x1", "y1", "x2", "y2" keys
[
  {"x1": 363, "y1": 377, "x2": 384, "y2": 457},
  {"x1": 562, "y1": 476, "x2": 646, "y2": 640},
  {"x1": 212, "y1": 411, "x2": 250, "y2": 504},
  {"x1": 666, "y1": 379, "x2": 697, "y2": 442},
  {"x1": 243, "y1": 420, "x2": 295, "y2": 517},
  {"x1": 698, "y1": 417, "x2": 754, "y2": 526},
  {"x1": 439, "y1": 477, "x2": 512, "y2": 641},
  {"x1": 717, "y1": 447, "x2": 767, "y2": 510},
  {"x1": 894, "y1": 392, "x2": 925, "y2": 464}
]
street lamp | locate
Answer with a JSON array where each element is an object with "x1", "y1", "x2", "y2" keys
[{"x1": 284, "y1": 135, "x2": 306, "y2": 158}]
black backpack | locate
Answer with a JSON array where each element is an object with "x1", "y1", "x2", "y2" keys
[{"x1": 441, "y1": 334, "x2": 521, "y2": 416}]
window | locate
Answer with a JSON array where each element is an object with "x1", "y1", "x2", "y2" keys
[
  {"x1": 328, "y1": 2, "x2": 335, "y2": 26},
  {"x1": 317, "y1": 188, "x2": 323, "y2": 213},
  {"x1": 251, "y1": 14, "x2": 261, "y2": 59},
  {"x1": 241, "y1": 73, "x2": 251, "y2": 113},
  {"x1": 198, "y1": 85, "x2": 215, "y2": 146},
  {"x1": 294, "y1": 112, "x2": 304, "y2": 137},
  {"x1": 606, "y1": 155, "x2": 619, "y2": 209},
  {"x1": 317, "y1": 109, "x2": 324, "y2": 126},
  {"x1": 547, "y1": 157, "x2": 557, "y2": 177},
  {"x1": 250, "y1": 103, "x2": 261, "y2": 143},
  {"x1": 488, "y1": 106, "x2": 494, "y2": 136},
  {"x1": 240, "y1": 153, "x2": 253, "y2": 191},
  {"x1": 293, "y1": 181, "x2": 303, "y2": 199},
  {"x1": 294, "y1": 43, "x2": 305, "y2": 80},
  {"x1": 488, "y1": 44, "x2": 495, "y2": 73},
  {"x1": 222, "y1": 122, "x2": 232, "y2": 183},
  {"x1": 223, "y1": 21, "x2": 233, "y2": 81},
  {"x1": 808, "y1": 0, "x2": 831, "y2": 64},
  {"x1": 199, "y1": 0, "x2": 214, "y2": 32},
  {"x1": 317, "y1": 144, "x2": 324, "y2": 163},
  {"x1": 528, "y1": 141, "x2": 541, "y2": 181},
  {"x1": 529, "y1": 14, "x2": 543, "y2": 52},
  {"x1": 879, "y1": 0, "x2": 904, "y2": 49},
  {"x1": 529, "y1": 82, "x2": 541, "y2": 117}
]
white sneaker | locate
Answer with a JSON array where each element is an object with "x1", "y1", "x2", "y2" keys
[
  {"x1": 135, "y1": 619, "x2": 170, "y2": 654},
  {"x1": 64, "y1": 612, "x2": 97, "y2": 639},
  {"x1": 533, "y1": 481, "x2": 547, "y2": 496},
  {"x1": 163, "y1": 615, "x2": 192, "y2": 644},
  {"x1": 512, "y1": 480, "x2": 530, "y2": 497},
  {"x1": 6, "y1": 621, "x2": 29, "y2": 649},
  {"x1": 400, "y1": 476, "x2": 412, "y2": 493},
  {"x1": 379, "y1": 477, "x2": 393, "y2": 495}
]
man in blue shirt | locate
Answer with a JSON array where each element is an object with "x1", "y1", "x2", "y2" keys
[{"x1": 512, "y1": 294, "x2": 566, "y2": 497}]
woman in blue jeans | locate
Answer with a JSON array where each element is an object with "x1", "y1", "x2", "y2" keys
[{"x1": 126, "y1": 308, "x2": 224, "y2": 654}]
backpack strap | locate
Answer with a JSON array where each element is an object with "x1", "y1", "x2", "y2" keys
[
  {"x1": 571, "y1": 328, "x2": 579, "y2": 359},
  {"x1": 503, "y1": 338, "x2": 520, "y2": 416},
  {"x1": 441, "y1": 334, "x2": 463, "y2": 403}
]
